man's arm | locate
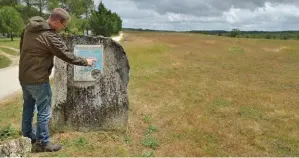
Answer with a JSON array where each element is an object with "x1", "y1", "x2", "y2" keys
[{"x1": 46, "y1": 32, "x2": 89, "y2": 66}]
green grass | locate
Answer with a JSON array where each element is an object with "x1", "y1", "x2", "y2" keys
[
  {"x1": 0, "y1": 55, "x2": 11, "y2": 68},
  {"x1": 124, "y1": 134, "x2": 132, "y2": 144},
  {"x1": 142, "y1": 136, "x2": 160, "y2": 149},
  {"x1": 0, "y1": 47, "x2": 18, "y2": 56},
  {"x1": 145, "y1": 125, "x2": 158, "y2": 135},
  {"x1": 143, "y1": 115, "x2": 153, "y2": 124},
  {"x1": 212, "y1": 98, "x2": 233, "y2": 107},
  {"x1": 142, "y1": 151, "x2": 155, "y2": 157},
  {"x1": 0, "y1": 38, "x2": 20, "y2": 49},
  {"x1": 75, "y1": 136, "x2": 89, "y2": 147},
  {"x1": 0, "y1": 124, "x2": 20, "y2": 142},
  {"x1": 229, "y1": 46, "x2": 245, "y2": 54}
]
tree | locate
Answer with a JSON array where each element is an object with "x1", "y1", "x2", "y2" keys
[
  {"x1": 35, "y1": 0, "x2": 48, "y2": 16},
  {"x1": 230, "y1": 29, "x2": 240, "y2": 37},
  {"x1": 48, "y1": 0, "x2": 94, "y2": 35},
  {"x1": 82, "y1": 0, "x2": 94, "y2": 35},
  {"x1": 20, "y1": 0, "x2": 48, "y2": 16},
  {"x1": 66, "y1": 14, "x2": 88, "y2": 35},
  {"x1": 89, "y1": 2, "x2": 109, "y2": 36},
  {"x1": 265, "y1": 34, "x2": 271, "y2": 39},
  {"x1": 0, "y1": 6, "x2": 24, "y2": 41},
  {"x1": 89, "y1": 2, "x2": 122, "y2": 37},
  {"x1": 47, "y1": 0, "x2": 59, "y2": 11},
  {"x1": 61, "y1": 0, "x2": 85, "y2": 16},
  {"x1": 111, "y1": 12, "x2": 122, "y2": 34},
  {"x1": 14, "y1": 4, "x2": 40, "y2": 23},
  {"x1": 0, "y1": 0, "x2": 19, "y2": 7},
  {"x1": 48, "y1": 0, "x2": 94, "y2": 17}
]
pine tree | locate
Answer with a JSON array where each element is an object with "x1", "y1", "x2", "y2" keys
[{"x1": 89, "y1": 2, "x2": 122, "y2": 36}]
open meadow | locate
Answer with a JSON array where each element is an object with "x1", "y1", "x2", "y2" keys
[{"x1": 0, "y1": 31, "x2": 298, "y2": 156}]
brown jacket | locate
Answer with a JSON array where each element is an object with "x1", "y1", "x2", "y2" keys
[{"x1": 19, "y1": 16, "x2": 88, "y2": 85}]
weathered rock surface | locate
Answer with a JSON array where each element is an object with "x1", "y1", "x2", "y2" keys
[
  {"x1": 0, "y1": 137, "x2": 31, "y2": 157},
  {"x1": 52, "y1": 35, "x2": 130, "y2": 132}
]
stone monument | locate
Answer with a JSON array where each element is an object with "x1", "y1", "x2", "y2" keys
[{"x1": 52, "y1": 35, "x2": 130, "y2": 132}]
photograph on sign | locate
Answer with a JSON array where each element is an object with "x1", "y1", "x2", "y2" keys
[{"x1": 73, "y1": 45, "x2": 104, "y2": 81}]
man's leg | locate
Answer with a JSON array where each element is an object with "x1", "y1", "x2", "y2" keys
[
  {"x1": 21, "y1": 86, "x2": 37, "y2": 143},
  {"x1": 35, "y1": 83, "x2": 51, "y2": 145},
  {"x1": 29, "y1": 82, "x2": 61, "y2": 152}
]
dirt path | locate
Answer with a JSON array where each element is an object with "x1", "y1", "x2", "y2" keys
[
  {"x1": 0, "y1": 66, "x2": 20, "y2": 100},
  {"x1": 112, "y1": 32, "x2": 124, "y2": 42}
]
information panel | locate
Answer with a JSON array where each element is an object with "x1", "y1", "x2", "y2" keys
[{"x1": 73, "y1": 45, "x2": 103, "y2": 81}]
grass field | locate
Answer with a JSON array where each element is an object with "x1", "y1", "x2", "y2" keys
[
  {"x1": 0, "y1": 55, "x2": 11, "y2": 68},
  {"x1": 0, "y1": 31, "x2": 299, "y2": 156},
  {"x1": 0, "y1": 38, "x2": 19, "y2": 68},
  {"x1": 0, "y1": 38, "x2": 20, "y2": 49}
]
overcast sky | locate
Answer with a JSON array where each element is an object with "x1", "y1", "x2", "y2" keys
[{"x1": 94, "y1": 0, "x2": 299, "y2": 31}]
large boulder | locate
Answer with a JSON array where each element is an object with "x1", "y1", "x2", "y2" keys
[{"x1": 52, "y1": 35, "x2": 130, "y2": 132}]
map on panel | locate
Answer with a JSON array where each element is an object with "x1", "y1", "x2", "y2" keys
[{"x1": 73, "y1": 45, "x2": 103, "y2": 81}]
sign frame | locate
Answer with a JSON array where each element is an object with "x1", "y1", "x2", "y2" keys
[{"x1": 73, "y1": 44, "x2": 104, "y2": 81}]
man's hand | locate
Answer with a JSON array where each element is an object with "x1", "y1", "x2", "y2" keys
[{"x1": 86, "y1": 58, "x2": 97, "y2": 66}]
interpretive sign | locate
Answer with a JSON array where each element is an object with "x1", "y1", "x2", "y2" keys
[{"x1": 73, "y1": 45, "x2": 103, "y2": 81}]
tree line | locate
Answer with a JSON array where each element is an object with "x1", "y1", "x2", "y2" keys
[
  {"x1": 123, "y1": 28, "x2": 299, "y2": 40},
  {"x1": 0, "y1": 0, "x2": 122, "y2": 41},
  {"x1": 190, "y1": 29, "x2": 299, "y2": 40}
]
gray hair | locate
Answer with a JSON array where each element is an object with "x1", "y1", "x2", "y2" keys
[{"x1": 49, "y1": 8, "x2": 71, "y2": 23}]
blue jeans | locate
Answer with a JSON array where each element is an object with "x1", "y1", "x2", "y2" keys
[{"x1": 21, "y1": 82, "x2": 51, "y2": 145}]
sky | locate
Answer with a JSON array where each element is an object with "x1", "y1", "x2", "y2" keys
[{"x1": 94, "y1": 0, "x2": 299, "y2": 31}]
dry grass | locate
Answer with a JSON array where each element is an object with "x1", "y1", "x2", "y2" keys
[
  {"x1": 1, "y1": 31, "x2": 299, "y2": 156},
  {"x1": 0, "y1": 92, "x2": 23, "y2": 128}
]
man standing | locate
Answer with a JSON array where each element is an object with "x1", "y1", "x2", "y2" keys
[{"x1": 19, "y1": 8, "x2": 96, "y2": 152}]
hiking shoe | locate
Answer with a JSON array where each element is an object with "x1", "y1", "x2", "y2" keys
[{"x1": 35, "y1": 142, "x2": 62, "y2": 152}]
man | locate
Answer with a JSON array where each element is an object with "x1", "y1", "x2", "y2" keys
[{"x1": 19, "y1": 8, "x2": 96, "y2": 152}]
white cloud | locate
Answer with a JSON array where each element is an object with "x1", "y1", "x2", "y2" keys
[{"x1": 95, "y1": 0, "x2": 299, "y2": 31}]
